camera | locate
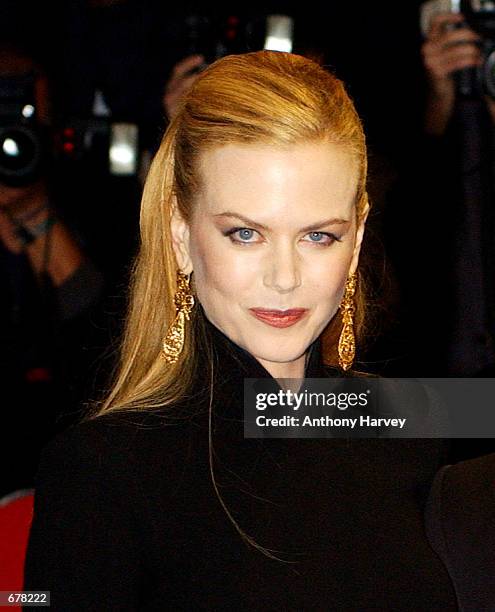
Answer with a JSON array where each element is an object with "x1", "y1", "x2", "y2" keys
[
  {"x1": 421, "y1": 0, "x2": 495, "y2": 98},
  {"x1": 0, "y1": 71, "x2": 49, "y2": 187},
  {"x1": 0, "y1": 71, "x2": 139, "y2": 185},
  {"x1": 54, "y1": 89, "x2": 139, "y2": 177},
  {"x1": 56, "y1": 116, "x2": 139, "y2": 177},
  {"x1": 183, "y1": 14, "x2": 294, "y2": 72}
]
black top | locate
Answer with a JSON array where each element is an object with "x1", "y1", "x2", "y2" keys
[{"x1": 24, "y1": 314, "x2": 459, "y2": 611}]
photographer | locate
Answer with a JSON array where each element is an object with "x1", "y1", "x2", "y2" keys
[
  {"x1": 0, "y1": 43, "x2": 104, "y2": 497},
  {"x1": 417, "y1": 10, "x2": 495, "y2": 377},
  {"x1": 422, "y1": 12, "x2": 495, "y2": 134}
]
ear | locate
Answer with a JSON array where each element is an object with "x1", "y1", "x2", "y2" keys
[
  {"x1": 170, "y1": 200, "x2": 193, "y2": 274},
  {"x1": 349, "y1": 198, "x2": 370, "y2": 276}
]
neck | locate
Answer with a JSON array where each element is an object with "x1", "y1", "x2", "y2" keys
[{"x1": 257, "y1": 353, "x2": 307, "y2": 385}]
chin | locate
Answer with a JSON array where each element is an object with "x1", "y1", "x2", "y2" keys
[{"x1": 248, "y1": 335, "x2": 307, "y2": 363}]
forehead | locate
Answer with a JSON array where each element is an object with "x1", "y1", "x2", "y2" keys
[{"x1": 196, "y1": 142, "x2": 359, "y2": 219}]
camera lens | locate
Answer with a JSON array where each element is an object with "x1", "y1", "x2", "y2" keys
[{"x1": 0, "y1": 126, "x2": 41, "y2": 186}]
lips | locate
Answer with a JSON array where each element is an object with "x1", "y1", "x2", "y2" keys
[{"x1": 249, "y1": 308, "x2": 308, "y2": 328}]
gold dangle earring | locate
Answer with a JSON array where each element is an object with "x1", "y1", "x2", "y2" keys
[
  {"x1": 338, "y1": 272, "x2": 357, "y2": 372},
  {"x1": 161, "y1": 270, "x2": 196, "y2": 364}
]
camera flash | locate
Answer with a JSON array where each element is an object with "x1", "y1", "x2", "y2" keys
[
  {"x1": 264, "y1": 15, "x2": 294, "y2": 53},
  {"x1": 21, "y1": 104, "x2": 35, "y2": 119},
  {"x1": 109, "y1": 123, "x2": 138, "y2": 176}
]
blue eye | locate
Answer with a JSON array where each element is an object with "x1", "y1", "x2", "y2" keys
[
  {"x1": 223, "y1": 227, "x2": 341, "y2": 246},
  {"x1": 304, "y1": 232, "x2": 339, "y2": 246},
  {"x1": 223, "y1": 227, "x2": 259, "y2": 244},
  {"x1": 237, "y1": 229, "x2": 255, "y2": 241}
]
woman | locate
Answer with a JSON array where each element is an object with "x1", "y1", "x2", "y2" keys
[{"x1": 23, "y1": 51, "x2": 458, "y2": 610}]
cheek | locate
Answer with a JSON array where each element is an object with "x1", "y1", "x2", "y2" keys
[
  {"x1": 189, "y1": 230, "x2": 255, "y2": 302},
  {"x1": 310, "y1": 249, "x2": 353, "y2": 303}
]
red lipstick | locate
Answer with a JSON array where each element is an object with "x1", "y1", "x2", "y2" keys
[{"x1": 249, "y1": 308, "x2": 308, "y2": 328}]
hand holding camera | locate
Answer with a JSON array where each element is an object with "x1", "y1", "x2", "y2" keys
[
  {"x1": 162, "y1": 14, "x2": 294, "y2": 122},
  {"x1": 422, "y1": 13, "x2": 482, "y2": 94},
  {"x1": 422, "y1": 13, "x2": 484, "y2": 133},
  {"x1": 421, "y1": 1, "x2": 495, "y2": 134}
]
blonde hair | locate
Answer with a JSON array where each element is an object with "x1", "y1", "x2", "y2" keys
[
  {"x1": 88, "y1": 50, "x2": 368, "y2": 417},
  {"x1": 85, "y1": 50, "x2": 369, "y2": 560}
]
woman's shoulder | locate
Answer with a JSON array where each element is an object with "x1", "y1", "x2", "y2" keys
[
  {"x1": 24, "y1": 409, "x2": 198, "y2": 605},
  {"x1": 46, "y1": 408, "x2": 184, "y2": 448},
  {"x1": 37, "y1": 408, "x2": 201, "y2": 485}
]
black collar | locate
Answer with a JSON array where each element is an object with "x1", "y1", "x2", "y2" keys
[{"x1": 198, "y1": 304, "x2": 328, "y2": 385}]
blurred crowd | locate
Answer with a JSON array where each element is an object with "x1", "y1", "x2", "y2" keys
[{"x1": 1, "y1": 0, "x2": 495, "y2": 497}]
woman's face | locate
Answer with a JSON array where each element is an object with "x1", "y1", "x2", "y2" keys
[{"x1": 171, "y1": 142, "x2": 368, "y2": 378}]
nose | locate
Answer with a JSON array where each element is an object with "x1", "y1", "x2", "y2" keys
[{"x1": 263, "y1": 241, "x2": 302, "y2": 293}]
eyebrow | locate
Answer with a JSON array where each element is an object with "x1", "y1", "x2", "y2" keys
[{"x1": 213, "y1": 212, "x2": 350, "y2": 233}]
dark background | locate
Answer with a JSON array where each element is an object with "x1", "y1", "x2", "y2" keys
[
  {"x1": 1, "y1": 0, "x2": 427, "y2": 153},
  {"x1": 1, "y1": 0, "x2": 430, "y2": 358},
  {"x1": 2, "y1": 0, "x2": 494, "y2": 489}
]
